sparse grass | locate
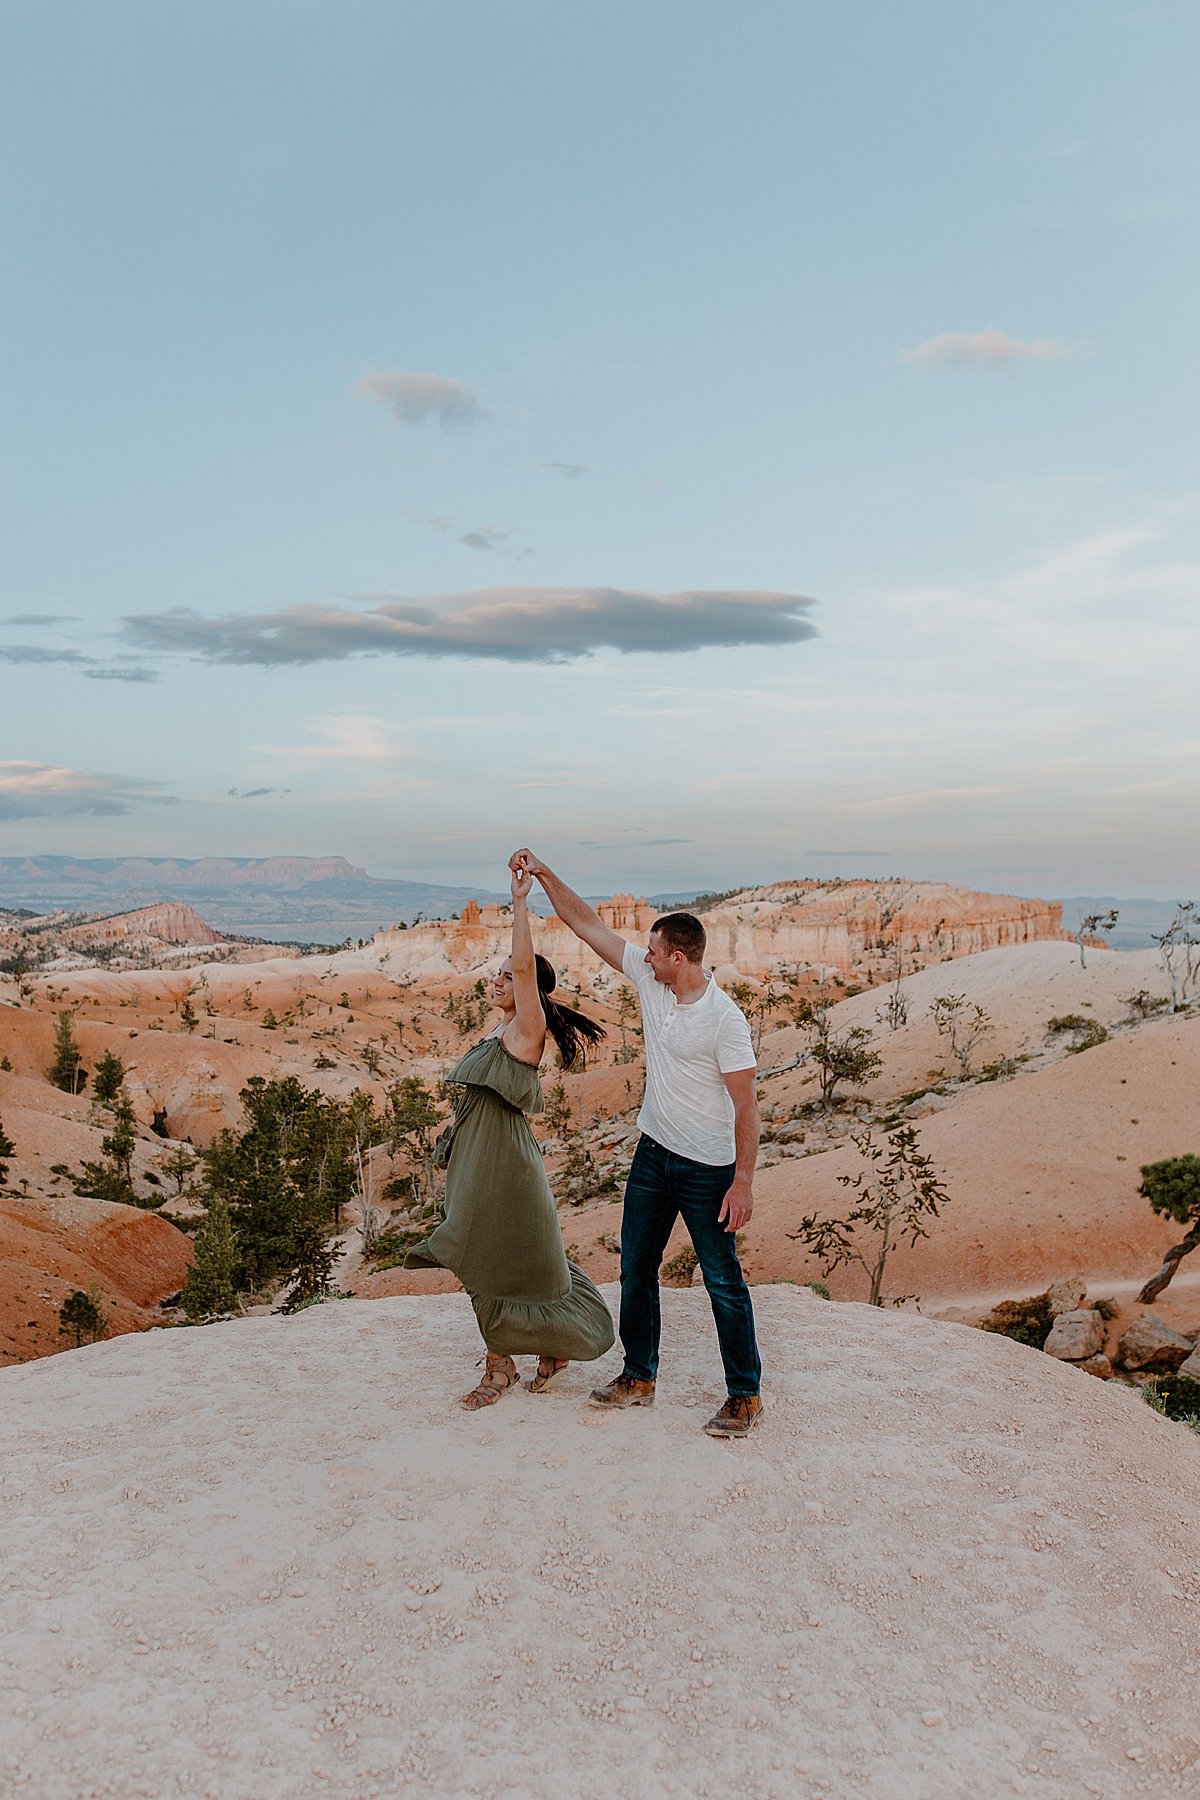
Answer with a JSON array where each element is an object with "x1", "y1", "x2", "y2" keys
[{"x1": 803, "y1": 1279, "x2": 831, "y2": 1299}]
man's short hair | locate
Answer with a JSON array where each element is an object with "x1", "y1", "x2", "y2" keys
[{"x1": 651, "y1": 912, "x2": 706, "y2": 963}]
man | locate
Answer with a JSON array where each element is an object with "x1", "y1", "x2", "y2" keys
[{"x1": 508, "y1": 849, "x2": 763, "y2": 1437}]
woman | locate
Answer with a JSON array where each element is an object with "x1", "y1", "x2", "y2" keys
[{"x1": 407, "y1": 862, "x2": 615, "y2": 1409}]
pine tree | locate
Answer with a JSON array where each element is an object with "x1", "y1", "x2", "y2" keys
[
  {"x1": 0, "y1": 1113, "x2": 14, "y2": 1187},
  {"x1": 49, "y1": 1010, "x2": 87, "y2": 1094},
  {"x1": 58, "y1": 1285, "x2": 108, "y2": 1346},
  {"x1": 73, "y1": 1095, "x2": 140, "y2": 1205},
  {"x1": 281, "y1": 1217, "x2": 338, "y2": 1312},
  {"x1": 92, "y1": 1049, "x2": 126, "y2": 1107},
  {"x1": 181, "y1": 1199, "x2": 239, "y2": 1321}
]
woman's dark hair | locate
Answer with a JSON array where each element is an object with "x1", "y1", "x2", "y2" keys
[{"x1": 535, "y1": 953, "x2": 606, "y2": 1070}]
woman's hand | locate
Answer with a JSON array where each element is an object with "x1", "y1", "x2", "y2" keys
[{"x1": 511, "y1": 863, "x2": 534, "y2": 903}]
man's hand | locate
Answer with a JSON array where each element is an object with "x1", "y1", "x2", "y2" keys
[
  {"x1": 509, "y1": 847, "x2": 548, "y2": 879},
  {"x1": 718, "y1": 1177, "x2": 754, "y2": 1233}
]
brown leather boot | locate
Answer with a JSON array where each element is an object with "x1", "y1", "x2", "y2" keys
[
  {"x1": 703, "y1": 1395, "x2": 763, "y2": 1437},
  {"x1": 588, "y1": 1372, "x2": 656, "y2": 1409}
]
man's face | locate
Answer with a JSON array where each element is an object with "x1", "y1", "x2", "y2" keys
[{"x1": 643, "y1": 930, "x2": 682, "y2": 986}]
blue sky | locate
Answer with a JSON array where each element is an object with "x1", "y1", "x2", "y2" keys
[{"x1": 2, "y1": 0, "x2": 1197, "y2": 899}]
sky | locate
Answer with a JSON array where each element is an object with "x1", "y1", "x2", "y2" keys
[{"x1": 2, "y1": 0, "x2": 1198, "y2": 901}]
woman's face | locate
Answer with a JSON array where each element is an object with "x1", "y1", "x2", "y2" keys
[{"x1": 492, "y1": 959, "x2": 515, "y2": 1007}]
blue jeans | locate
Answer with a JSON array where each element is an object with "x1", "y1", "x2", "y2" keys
[{"x1": 619, "y1": 1133, "x2": 762, "y2": 1397}]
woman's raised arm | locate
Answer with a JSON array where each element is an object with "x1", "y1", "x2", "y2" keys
[{"x1": 503, "y1": 863, "x2": 547, "y2": 1063}]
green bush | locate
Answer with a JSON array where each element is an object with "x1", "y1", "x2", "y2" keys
[
  {"x1": 978, "y1": 1292, "x2": 1054, "y2": 1348},
  {"x1": 1046, "y1": 1015, "x2": 1109, "y2": 1053},
  {"x1": 1143, "y1": 1376, "x2": 1200, "y2": 1432}
]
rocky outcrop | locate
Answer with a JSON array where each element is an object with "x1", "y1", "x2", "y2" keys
[
  {"x1": 1046, "y1": 1275, "x2": 1089, "y2": 1318},
  {"x1": 58, "y1": 903, "x2": 224, "y2": 949},
  {"x1": 1117, "y1": 1311, "x2": 1194, "y2": 1372},
  {"x1": 0, "y1": 1194, "x2": 193, "y2": 1365},
  {"x1": 372, "y1": 879, "x2": 1072, "y2": 986},
  {"x1": 1044, "y1": 1309, "x2": 1105, "y2": 1361}
]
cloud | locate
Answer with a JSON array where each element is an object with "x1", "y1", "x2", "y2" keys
[
  {"x1": 459, "y1": 526, "x2": 515, "y2": 552},
  {"x1": 1, "y1": 612, "x2": 80, "y2": 626},
  {"x1": 0, "y1": 644, "x2": 93, "y2": 665},
  {"x1": 541, "y1": 462, "x2": 588, "y2": 479},
  {"x1": 82, "y1": 663, "x2": 160, "y2": 683},
  {"x1": 228, "y1": 786, "x2": 291, "y2": 798},
  {"x1": 0, "y1": 645, "x2": 157, "y2": 680},
  {"x1": 123, "y1": 587, "x2": 819, "y2": 667},
  {"x1": 902, "y1": 327, "x2": 1074, "y2": 369},
  {"x1": 854, "y1": 785, "x2": 1021, "y2": 815},
  {"x1": 255, "y1": 715, "x2": 411, "y2": 766},
  {"x1": 358, "y1": 368, "x2": 488, "y2": 427},
  {"x1": 0, "y1": 761, "x2": 170, "y2": 820}
]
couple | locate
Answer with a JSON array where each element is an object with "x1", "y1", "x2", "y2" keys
[{"x1": 409, "y1": 850, "x2": 763, "y2": 1438}]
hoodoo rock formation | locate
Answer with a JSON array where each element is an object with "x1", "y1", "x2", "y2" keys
[{"x1": 374, "y1": 880, "x2": 1071, "y2": 986}]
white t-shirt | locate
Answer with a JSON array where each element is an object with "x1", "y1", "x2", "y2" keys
[{"x1": 622, "y1": 940, "x2": 756, "y2": 1167}]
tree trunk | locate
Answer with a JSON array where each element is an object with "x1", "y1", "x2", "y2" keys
[{"x1": 1137, "y1": 1226, "x2": 1200, "y2": 1303}]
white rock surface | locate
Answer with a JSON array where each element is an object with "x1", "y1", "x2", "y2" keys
[{"x1": 3, "y1": 1286, "x2": 1200, "y2": 1800}]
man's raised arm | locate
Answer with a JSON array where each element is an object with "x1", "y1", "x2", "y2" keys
[{"x1": 508, "y1": 849, "x2": 628, "y2": 974}]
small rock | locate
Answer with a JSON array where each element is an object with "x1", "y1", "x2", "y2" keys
[
  {"x1": 1046, "y1": 1275, "x2": 1088, "y2": 1317},
  {"x1": 902, "y1": 1093, "x2": 952, "y2": 1120},
  {"x1": 1175, "y1": 1349, "x2": 1200, "y2": 1383},
  {"x1": 1118, "y1": 1312, "x2": 1193, "y2": 1372},
  {"x1": 1043, "y1": 1309, "x2": 1104, "y2": 1361},
  {"x1": 1077, "y1": 1353, "x2": 1113, "y2": 1379}
]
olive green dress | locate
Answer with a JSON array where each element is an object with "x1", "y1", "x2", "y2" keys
[{"x1": 405, "y1": 1036, "x2": 615, "y2": 1361}]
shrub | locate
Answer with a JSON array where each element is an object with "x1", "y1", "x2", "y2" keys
[
  {"x1": 661, "y1": 1244, "x2": 698, "y2": 1285},
  {"x1": 1046, "y1": 1014, "x2": 1109, "y2": 1053},
  {"x1": 803, "y1": 1280, "x2": 831, "y2": 1300},
  {"x1": 1124, "y1": 990, "x2": 1168, "y2": 1020},
  {"x1": 978, "y1": 1292, "x2": 1054, "y2": 1348},
  {"x1": 1142, "y1": 1375, "x2": 1200, "y2": 1427}
]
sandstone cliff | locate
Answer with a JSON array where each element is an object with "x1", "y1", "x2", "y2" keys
[
  {"x1": 56, "y1": 901, "x2": 226, "y2": 949},
  {"x1": 370, "y1": 879, "x2": 1071, "y2": 986}
]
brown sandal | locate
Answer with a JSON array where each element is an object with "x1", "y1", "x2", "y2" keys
[
  {"x1": 525, "y1": 1357, "x2": 569, "y2": 1394},
  {"x1": 460, "y1": 1353, "x2": 520, "y2": 1410}
]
